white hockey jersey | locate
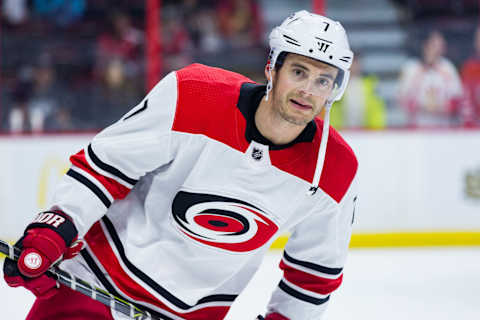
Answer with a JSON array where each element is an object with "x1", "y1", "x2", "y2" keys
[{"x1": 52, "y1": 64, "x2": 359, "y2": 320}]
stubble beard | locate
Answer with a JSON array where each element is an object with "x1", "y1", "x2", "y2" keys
[{"x1": 273, "y1": 90, "x2": 313, "y2": 126}]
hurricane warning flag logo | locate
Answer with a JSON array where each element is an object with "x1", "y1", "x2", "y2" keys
[{"x1": 172, "y1": 191, "x2": 279, "y2": 252}]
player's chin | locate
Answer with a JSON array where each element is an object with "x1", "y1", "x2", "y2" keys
[
  {"x1": 282, "y1": 112, "x2": 312, "y2": 126},
  {"x1": 290, "y1": 108, "x2": 315, "y2": 122}
]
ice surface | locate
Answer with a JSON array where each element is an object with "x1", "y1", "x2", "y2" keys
[
  {"x1": 227, "y1": 248, "x2": 480, "y2": 319},
  {"x1": 1, "y1": 248, "x2": 479, "y2": 319}
]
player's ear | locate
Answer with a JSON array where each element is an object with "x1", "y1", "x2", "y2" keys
[
  {"x1": 264, "y1": 64, "x2": 270, "y2": 81},
  {"x1": 264, "y1": 64, "x2": 276, "y2": 82}
]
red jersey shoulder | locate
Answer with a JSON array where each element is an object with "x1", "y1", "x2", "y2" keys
[
  {"x1": 174, "y1": 64, "x2": 254, "y2": 117},
  {"x1": 176, "y1": 63, "x2": 253, "y2": 86},
  {"x1": 172, "y1": 64, "x2": 253, "y2": 150},
  {"x1": 269, "y1": 119, "x2": 357, "y2": 203},
  {"x1": 316, "y1": 118, "x2": 358, "y2": 203}
]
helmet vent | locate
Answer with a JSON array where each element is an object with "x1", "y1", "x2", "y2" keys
[
  {"x1": 285, "y1": 40, "x2": 301, "y2": 47},
  {"x1": 287, "y1": 17, "x2": 300, "y2": 25},
  {"x1": 283, "y1": 34, "x2": 301, "y2": 47},
  {"x1": 315, "y1": 37, "x2": 333, "y2": 44},
  {"x1": 283, "y1": 34, "x2": 299, "y2": 43},
  {"x1": 339, "y1": 56, "x2": 351, "y2": 63}
]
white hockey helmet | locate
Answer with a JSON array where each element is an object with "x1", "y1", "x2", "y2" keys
[
  {"x1": 266, "y1": 10, "x2": 353, "y2": 104},
  {"x1": 266, "y1": 11, "x2": 354, "y2": 195}
]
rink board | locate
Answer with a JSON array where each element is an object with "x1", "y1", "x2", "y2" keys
[{"x1": 0, "y1": 130, "x2": 479, "y2": 247}]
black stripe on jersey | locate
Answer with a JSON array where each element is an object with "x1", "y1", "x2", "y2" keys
[
  {"x1": 81, "y1": 249, "x2": 120, "y2": 297},
  {"x1": 123, "y1": 99, "x2": 148, "y2": 121},
  {"x1": 66, "y1": 169, "x2": 111, "y2": 208},
  {"x1": 101, "y1": 216, "x2": 190, "y2": 309},
  {"x1": 283, "y1": 251, "x2": 343, "y2": 276},
  {"x1": 197, "y1": 294, "x2": 238, "y2": 304},
  {"x1": 87, "y1": 144, "x2": 138, "y2": 186},
  {"x1": 101, "y1": 216, "x2": 238, "y2": 310},
  {"x1": 81, "y1": 249, "x2": 176, "y2": 320},
  {"x1": 278, "y1": 280, "x2": 330, "y2": 305}
]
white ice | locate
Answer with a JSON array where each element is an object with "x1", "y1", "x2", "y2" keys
[{"x1": 1, "y1": 248, "x2": 479, "y2": 319}]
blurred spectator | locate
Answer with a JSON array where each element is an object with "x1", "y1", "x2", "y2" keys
[
  {"x1": 163, "y1": 6, "x2": 193, "y2": 72},
  {"x1": 2, "y1": 0, "x2": 29, "y2": 26},
  {"x1": 44, "y1": 106, "x2": 75, "y2": 131},
  {"x1": 392, "y1": 0, "x2": 478, "y2": 19},
  {"x1": 216, "y1": 0, "x2": 263, "y2": 48},
  {"x1": 178, "y1": 0, "x2": 222, "y2": 53},
  {"x1": 8, "y1": 55, "x2": 70, "y2": 132},
  {"x1": 95, "y1": 10, "x2": 143, "y2": 82},
  {"x1": 8, "y1": 67, "x2": 33, "y2": 133},
  {"x1": 460, "y1": 27, "x2": 480, "y2": 127},
  {"x1": 87, "y1": 59, "x2": 143, "y2": 128},
  {"x1": 181, "y1": 0, "x2": 213, "y2": 49},
  {"x1": 397, "y1": 31, "x2": 463, "y2": 127},
  {"x1": 32, "y1": 0, "x2": 86, "y2": 27},
  {"x1": 331, "y1": 55, "x2": 386, "y2": 129},
  {"x1": 193, "y1": 9, "x2": 222, "y2": 53}
]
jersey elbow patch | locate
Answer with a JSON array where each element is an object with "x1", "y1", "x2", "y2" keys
[{"x1": 278, "y1": 251, "x2": 343, "y2": 305}]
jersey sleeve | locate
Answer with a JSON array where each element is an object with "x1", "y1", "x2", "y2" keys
[
  {"x1": 266, "y1": 174, "x2": 358, "y2": 319},
  {"x1": 48, "y1": 71, "x2": 179, "y2": 236}
]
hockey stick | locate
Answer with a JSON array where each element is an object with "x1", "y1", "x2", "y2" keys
[{"x1": 0, "y1": 239, "x2": 164, "y2": 320}]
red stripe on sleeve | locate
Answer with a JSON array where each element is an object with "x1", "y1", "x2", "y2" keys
[
  {"x1": 70, "y1": 150, "x2": 130, "y2": 200},
  {"x1": 280, "y1": 260, "x2": 343, "y2": 295},
  {"x1": 85, "y1": 223, "x2": 230, "y2": 320}
]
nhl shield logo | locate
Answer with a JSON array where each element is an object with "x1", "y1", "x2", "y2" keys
[{"x1": 252, "y1": 147, "x2": 263, "y2": 161}]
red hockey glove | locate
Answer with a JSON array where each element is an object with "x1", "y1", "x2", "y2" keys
[
  {"x1": 3, "y1": 210, "x2": 83, "y2": 297},
  {"x1": 18, "y1": 210, "x2": 83, "y2": 277},
  {"x1": 3, "y1": 257, "x2": 58, "y2": 299}
]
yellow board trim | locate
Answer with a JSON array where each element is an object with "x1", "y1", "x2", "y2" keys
[{"x1": 270, "y1": 231, "x2": 480, "y2": 250}]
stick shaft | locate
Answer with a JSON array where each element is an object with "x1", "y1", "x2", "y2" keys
[{"x1": 0, "y1": 239, "x2": 159, "y2": 320}]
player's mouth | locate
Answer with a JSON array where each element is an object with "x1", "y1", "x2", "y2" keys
[{"x1": 289, "y1": 98, "x2": 312, "y2": 110}]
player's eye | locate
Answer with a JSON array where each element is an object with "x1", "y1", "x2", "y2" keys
[
  {"x1": 292, "y1": 68, "x2": 305, "y2": 78},
  {"x1": 316, "y1": 77, "x2": 332, "y2": 88}
]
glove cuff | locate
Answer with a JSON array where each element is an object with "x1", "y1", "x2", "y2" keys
[{"x1": 26, "y1": 210, "x2": 78, "y2": 247}]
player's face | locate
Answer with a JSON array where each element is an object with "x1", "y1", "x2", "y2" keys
[{"x1": 269, "y1": 53, "x2": 338, "y2": 126}]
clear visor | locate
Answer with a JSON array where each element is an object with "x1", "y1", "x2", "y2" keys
[{"x1": 288, "y1": 65, "x2": 343, "y2": 97}]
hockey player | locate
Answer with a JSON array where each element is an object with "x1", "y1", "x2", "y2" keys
[{"x1": 3, "y1": 10, "x2": 357, "y2": 320}]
